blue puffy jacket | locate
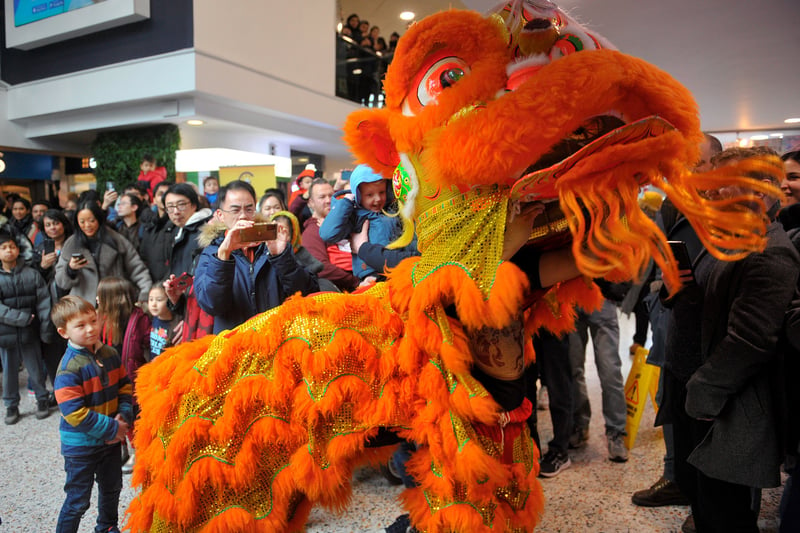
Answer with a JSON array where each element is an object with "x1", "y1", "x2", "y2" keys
[{"x1": 319, "y1": 164, "x2": 416, "y2": 279}]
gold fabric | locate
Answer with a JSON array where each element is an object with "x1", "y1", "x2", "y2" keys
[{"x1": 413, "y1": 183, "x2": 509, "y2": 299}]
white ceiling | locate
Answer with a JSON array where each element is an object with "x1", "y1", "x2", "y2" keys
[{"x1": 342, "y1": 0, "x2": 800, "y2": 136}]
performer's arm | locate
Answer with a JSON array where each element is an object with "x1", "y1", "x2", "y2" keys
[{"x1": 504, "y1": 201, "x2": 580, "y2": 289}]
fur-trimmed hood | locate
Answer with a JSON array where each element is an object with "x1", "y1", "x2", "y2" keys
[{"x1": 197, "y1": 213, "x2": 271, "y2": 248}]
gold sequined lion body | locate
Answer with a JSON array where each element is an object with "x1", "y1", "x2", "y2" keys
[{"x1": 128, "y1": 2, "x2": 778, "y2": 532}]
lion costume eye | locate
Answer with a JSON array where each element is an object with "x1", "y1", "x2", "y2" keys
[{"x1": 404, "y1": 53, "x2": 470, "y2": 115}]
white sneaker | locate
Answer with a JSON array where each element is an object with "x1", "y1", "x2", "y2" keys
[{"x1": 122, "y1": 452, "x2": 135, "y2": 475}]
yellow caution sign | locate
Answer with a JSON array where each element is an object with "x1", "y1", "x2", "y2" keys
[{"x1": 623, "y1": 346, "x2": 660, "y2": 449}]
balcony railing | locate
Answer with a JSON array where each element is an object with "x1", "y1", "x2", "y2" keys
[{"x1": 335, "y1": 34, "x2": 392, "y2": 108}]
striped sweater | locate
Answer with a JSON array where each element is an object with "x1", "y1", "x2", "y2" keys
[{"x1": 54, "y1": 341, "x2": 133, "y2": 456}]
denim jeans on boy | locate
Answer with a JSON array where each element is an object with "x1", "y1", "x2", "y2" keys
[
  {"x1": 0, "y1": 339, "x2": 48, "y2": 408},
  {"x1": 56, "y1": 443, "x2": 123, "y2": 533}
]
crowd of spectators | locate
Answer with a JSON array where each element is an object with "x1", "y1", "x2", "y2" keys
[
  {"x1": 3, "y1": 140, "x2": 800, "y2": 531},
  {"x1": 337, "y1": 13, "x2": 401, "y2": 106}
]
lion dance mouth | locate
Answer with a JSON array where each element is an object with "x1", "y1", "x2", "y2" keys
[{"x1": 126, "y1": 2, "x2": 778, "y2": 533}]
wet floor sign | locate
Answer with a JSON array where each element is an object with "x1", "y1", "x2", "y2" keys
[{"x1": 623, "y1": 346, "x2": 660, "y2": 449}]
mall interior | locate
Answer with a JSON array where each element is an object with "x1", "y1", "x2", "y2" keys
[
  {"x1": 0, "y1": 1, "x2": 797, "y2": 532},
  {"x1": 0, "y1": 0, "x2": 797, "y2": 203}
]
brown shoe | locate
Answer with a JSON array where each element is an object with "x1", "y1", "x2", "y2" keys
[
  {"x1": 631, "y1": 476, "x2": 689, "y2": 507},
  {"x1": 681, "y1": 514, "x2": 696, "y2": 533}
]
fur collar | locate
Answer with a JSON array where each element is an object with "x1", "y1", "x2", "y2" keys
[{"x1": 197, "y1": 213, "x2": 269, "y2": 248}]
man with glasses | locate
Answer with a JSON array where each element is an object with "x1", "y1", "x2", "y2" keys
[
  {"x1": 139, "y1": 183, "x2": 212, "y2": 285},
  {"x1": 113, "y1": 193, "x2": 143, "y2": 249},
  {"x1": 194, "y1": 180, "x2": 319, "y2": 333}
]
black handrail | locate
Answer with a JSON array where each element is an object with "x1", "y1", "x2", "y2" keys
[{"x1": 335, "y1": 33, "x2": 392, "y2": 107}]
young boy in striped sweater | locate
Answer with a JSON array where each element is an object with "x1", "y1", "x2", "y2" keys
[{"x1": 52, "y1": 295, "x2": 132, "y2": 533}]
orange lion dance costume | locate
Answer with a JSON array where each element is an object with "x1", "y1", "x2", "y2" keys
[{"x1": 127, "y1": 1, "x2": 782, "y2": 532}]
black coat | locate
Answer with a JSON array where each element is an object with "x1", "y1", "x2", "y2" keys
[
  {"x1": 0, "y1": 262, "x2": 51, "y2": 348},
  {"x1": 138, "y1": 210, "x2": 211, "y2": 282},
  {"x1": 685, "y1": 221, "x2": 800, "y2": 488}
]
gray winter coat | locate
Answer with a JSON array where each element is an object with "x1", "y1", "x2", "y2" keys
[
  {"x1": 54, "y1": 227, "x2": 152, "y2": 304},
  {"x1": 685, "y1": 221, "x2": 800, "y2": 488}
]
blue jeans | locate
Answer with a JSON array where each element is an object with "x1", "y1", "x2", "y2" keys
[
  {"x1": 569, "y1": 300, "x2": 627, "y2": 435},
  {"x1": 1, "y1": 339, "x2": 48, "y2": 408},
  {"x1": 56, "y1": 444, "x2": 123, "y2": 533}
]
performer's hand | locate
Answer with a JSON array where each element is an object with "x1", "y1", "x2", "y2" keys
[{"x1": 502, "y1": 200, "x2": 545, "y2": 260}]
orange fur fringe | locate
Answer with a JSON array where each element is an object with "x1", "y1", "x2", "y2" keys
[{"x1": 128, "y1": 259, "x2": 550, "y2": 532}]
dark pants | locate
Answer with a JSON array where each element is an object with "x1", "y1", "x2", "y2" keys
[
  {"x1": 781, "y1": 461, "x2": 800, "y2": 533},
  {"x1": 56, "y1": 443, "x2": 123, "y2": 533},
  {"x1": 43, "y1": 337, "x2": 67, "y2": 387},
  {"x1": 632, "y1": 297, "x2": 649, "y2": 346},
  {"x1": 1, "y1": 340, "x2": 48, "y2": 408},
  {"x1": 665, "y1": 371, "x2": 759, "y2": 533},
  {"x1": 535, "y1": 332, "x2": 573, "y2": 453},
  {"x1": 524, "y1": 361, "x2": 540, "y2": 450}
]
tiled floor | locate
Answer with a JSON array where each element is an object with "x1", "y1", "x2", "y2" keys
[{"x1": 0, "y1": 311, "x2": 784, "y2": 532}]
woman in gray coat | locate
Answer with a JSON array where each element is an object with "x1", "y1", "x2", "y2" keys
[{"x1": 55, "y1": 201, "x2": 151, "y2": 304}]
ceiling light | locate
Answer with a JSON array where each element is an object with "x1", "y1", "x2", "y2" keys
[
  {"x1": 749, "y1": 134, "x2": 769, "y2": 141},
  {"x1": 785, "y1": 118, "x2": 800, "y2": 124},
  {"x1": 187, "y1": 119, "x2": 205, "y2": 126},
  {"x1": 770, "y1": 133, "x2": 784, "y2": 138},
  {"x1": 400, "y1": 11, "x2": 415, "y2": 21}
]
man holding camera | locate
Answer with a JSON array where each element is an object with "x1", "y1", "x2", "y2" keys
[{"x1": 194, "y1": 180, "x2": 319, "y2": 333}]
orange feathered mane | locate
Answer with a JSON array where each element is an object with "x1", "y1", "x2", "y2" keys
[{"x1": 126, "y1": 4, "x2": 779, "y2": 533}]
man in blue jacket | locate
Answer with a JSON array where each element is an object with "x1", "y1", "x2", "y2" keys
[{"x1": 194, "y1": 180, "x2": 319, "y2": 333}]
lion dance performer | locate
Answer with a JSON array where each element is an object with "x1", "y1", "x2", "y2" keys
[{"x1": 127, "y1": 1, "x2": 782, "y2": 531}]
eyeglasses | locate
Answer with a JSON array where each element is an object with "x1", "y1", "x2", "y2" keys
[
  {"x1": 220, "y1": 205, "x2": 257, "y2": 216},
  {"x1": 165, "y1": 201, "x2": 191, "y2": 213}
]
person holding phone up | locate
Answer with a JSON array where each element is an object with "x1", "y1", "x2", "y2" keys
[
  {"x1": 194, "y1": 180, "x2": 319, "y2": 333},
  {"x1": 32, "y1": 209, "x2": 74, "y2": 390},
  {"x1": 54, "y1": 201, "x2": 152, "y2": 306}
]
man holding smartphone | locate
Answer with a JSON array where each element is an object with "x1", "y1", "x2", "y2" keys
[{"x1": 194, "y1": 180, "x2": 319, "y2": 333}]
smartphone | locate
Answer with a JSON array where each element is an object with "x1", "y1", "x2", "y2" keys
[
  {"x1": 238, "y1": 223, "x2": 278, "y2": 243},
  {"x1": 43, "y1": 239, "x2": 55, "y2": 255},
  {"x1": 174, "y1": 272, "x2": 193, "y2": 290},
  {"x1": 668, "y1": 240, "x2": 693, "y2": 272},
  {"x1": 71, "y1": 252, "x2": 86, "y2": 262},
  {"x1": 341, "y1": 169, "x2": 352, "y2": 181},
  {"x1": 106, "y1": 181, "x2": 115, "y2": 192}
]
